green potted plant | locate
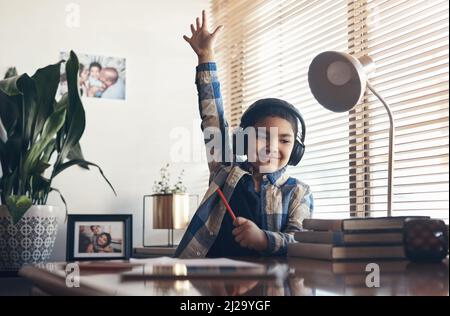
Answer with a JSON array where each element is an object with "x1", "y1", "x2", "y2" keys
[
  {"x1": 0, "y1": 51, "x2": 115, "y2": 270},
  {"x1": 151, "y1": 164, "x2": 190, "y2": 246}
]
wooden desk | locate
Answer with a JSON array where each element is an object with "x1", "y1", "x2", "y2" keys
[{"x1": 18, "y1": 257, "x2": 448, "y2": 296}]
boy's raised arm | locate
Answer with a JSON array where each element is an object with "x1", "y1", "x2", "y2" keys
[{"x1": 184, "y1": 11, "x2": 231, "y2": 177}]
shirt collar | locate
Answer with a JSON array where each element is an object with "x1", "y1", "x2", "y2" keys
[{"x1": 239, "y1": 161, "x2": 287, "y2": 186}]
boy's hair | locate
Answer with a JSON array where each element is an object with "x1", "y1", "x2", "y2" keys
[
  {"x1": 89, "y1": 62, "x2": 102, "y2": 71},
  {"x1": 241, "y1": 101, "x2": 298, "y2": 136}
]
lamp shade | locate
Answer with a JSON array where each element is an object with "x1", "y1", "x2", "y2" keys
[{"x1": 308, "y1": 51, "x2": 375, "y2": 112}]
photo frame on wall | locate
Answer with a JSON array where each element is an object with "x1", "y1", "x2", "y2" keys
[
  {"x1": 58, "y1": 51, "x2": 126, "y2": 100},
  {"x1": 66, "y1": 214, "x2": 132, "y2": 261}
]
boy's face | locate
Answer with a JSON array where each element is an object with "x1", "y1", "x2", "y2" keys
[
  {"x1": 90, "y1": 66, "x2": 101, "y2": 79},
  {"x1": 97, "y1": 234, "x2": 108, "y2": 247},
  {"x1": 247, "y1": 116, "x2": 296, "y2": 174}
]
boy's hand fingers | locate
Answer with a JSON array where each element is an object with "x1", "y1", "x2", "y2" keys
[
  {"x1": 202, "y1": 10, "x2": 207, "y2": 29},
  {"x1": 233, "y1": 217, "x2": 248, "y2": 226},
  {"x1": 239, "y1": 240, "x2": 249, "y2": 248},
  {"x1": 183, "y1": 35, "x2": 191, "y2": 43},
  {"x1": 232, "y1": 225, "x2": 247, "y2": 236},
  {"x1": 190, "y1": 24, "x2": 196, "y2": 35},
  {"x1": 235, "y1": 233, "x2": 245, "y2": 243},
  {"x1": 196, "y1": 17, "x2": 201, "y2": 30},
  {"x1": 212, "y1": 25, "x2": 224, "y2": 38}
]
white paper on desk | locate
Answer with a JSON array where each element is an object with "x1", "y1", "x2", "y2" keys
[{"x1": 129, "y1": 257, "x2": 264, "y2": 268}]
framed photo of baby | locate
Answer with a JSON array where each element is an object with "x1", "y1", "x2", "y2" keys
[
  {"x1": 66, "y1": 215, "x2": 132, "y2": 261},
  {"x1": 58, "y1": 51, "x2": 126, "y2": 100}
]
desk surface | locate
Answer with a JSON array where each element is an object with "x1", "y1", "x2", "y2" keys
[{"x1": 18, "y1": 257, "x2": 449, "y2": 296}]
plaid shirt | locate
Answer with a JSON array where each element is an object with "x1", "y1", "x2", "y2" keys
[{"x1": 174, "y1": 63, "x2": 313, "y2": 258}]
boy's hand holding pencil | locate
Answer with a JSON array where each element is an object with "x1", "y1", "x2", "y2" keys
[
  {"x1": 216, "y1": 188, "x2": 268, "y2": 252},
  {"x1": 232, "y1": 217, "x2": 268, "y2": 251}
]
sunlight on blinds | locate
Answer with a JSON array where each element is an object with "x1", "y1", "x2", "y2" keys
[
  {"x1": 211, "y1": 0, "x2": 449, "y2": 221},
  {"x1": 362, "y1": 0, "x2": 449, "y2": 221}
]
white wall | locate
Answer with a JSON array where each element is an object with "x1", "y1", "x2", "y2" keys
[{"x1": 0, "y1": 0, "x2": 210, "y2": 260}]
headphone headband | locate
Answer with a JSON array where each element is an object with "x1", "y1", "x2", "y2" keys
[{"x1": 240, "y1": 98, "x2": 306, "y2": 144}]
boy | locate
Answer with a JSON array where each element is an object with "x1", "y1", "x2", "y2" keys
[
  {"x1": 88, "y1": 62, "x2": 103, "y2": 88},
  {"x1": 175, "y1": 11, "x2": 313, "y2": 258},
  {"x1": 87, "y1": 62, "x2": 104, "y2": 97}
]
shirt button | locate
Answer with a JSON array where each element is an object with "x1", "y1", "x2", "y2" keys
[
  {"x1": 210, "y1": 232, "x2": 214, "y2": 236},
  {"x1": 196, "y1": 251, "x2": 201, "y2": 256}
]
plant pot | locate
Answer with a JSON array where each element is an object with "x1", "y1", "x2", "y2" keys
[
  {"x1": 0, "y1": 205, "x2": 59, "y2": 271},
  {"x1": 152, "y1": 193, "x2": 190, "y2": 229}
]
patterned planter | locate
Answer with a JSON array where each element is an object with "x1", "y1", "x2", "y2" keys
[{"x1": 0, "y1": 205, "x2": 58, "y2": 271}]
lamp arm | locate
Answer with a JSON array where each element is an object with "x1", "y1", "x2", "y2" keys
[{"x1": 367, "y1": 81, "x2": 395, "y2": 217}]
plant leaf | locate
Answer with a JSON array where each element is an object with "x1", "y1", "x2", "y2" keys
[
  {"x1": 41, "y1": 138, "x2": 56, "y2": 163},
  {"x1": 4, "y1": 67, "x2": 18, "y2": 79},
  {"x1": 0, "y1": 168, "x2": 18, "y2": 204},
  {"x1": 58, "y1": 51, "x2": 85, "y2": 162},
  {"x1": 30, "y1": 160, "x2": 51, "y2": 175},
  {"x1": 0, "y1": 133, "x2": 21, "y2": 177},
  {"x1": 54, "y1": 95, "x2": 68, "y2": 152},
  {"x1": 49, "y1": 187, "x2": 68, "y2": 222},
  {"x1": 5, "y1": 195, "x2": 32, "y2": 225},
  {"x1": 23, "y1": 106, "x2": 66, "y2": 175},
  {"x1": 0, "y1": 74, "x2": 36, "y2": 154},
  {"x1": 67, "y1": 142, "x2": 89, "y2": 170},
  {"x1": 0, "y1": 75, "x2": 23, "y2": 96},
  {"x1": 15, "y1": 74, "x2": 38, "y2": 148},
  {"x1": 30, "y1": 174, "x2": 51, "y2": 203},
  {"x1": 54, "y1": 159, "x2": 117, "y2": 196},
  {"x1": 54, "y1": 93, "x2": 68, "y2": 112},
  {"x1": 0, "y1": 90, "x2": 20, "y2": 137},
  {"x1": 30, "y1": 61, "x2": 63, "y2": 143}
]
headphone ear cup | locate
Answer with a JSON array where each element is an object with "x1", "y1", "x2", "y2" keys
[
  {"x1": 289, "y1": 140, "x2": 305, "y2": 166},
  {"x1": 243, "y1": 132, "x2": 248, "y2": 156}
]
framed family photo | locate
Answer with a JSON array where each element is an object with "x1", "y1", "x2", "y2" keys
[
  {"x1": 58, "y1": 51, "x2": 126, "y2": 100},
  {"x1": 66, "y1": 214, "x2": 132, "y2": 261}
]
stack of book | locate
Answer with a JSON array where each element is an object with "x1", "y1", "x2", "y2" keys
[{"x1": 288, "y1": 216, "x2": 428, "y2": 260}]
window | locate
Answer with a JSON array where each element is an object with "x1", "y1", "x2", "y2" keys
[{"x1": 211, "y1": 0, "x2": 449, "y2": 221}]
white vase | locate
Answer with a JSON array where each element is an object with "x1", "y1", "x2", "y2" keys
[{"x1": 0, "y1": 205, "x2": 59, "y2": 271}]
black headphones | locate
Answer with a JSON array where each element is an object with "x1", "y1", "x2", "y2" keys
[{"x1": 232, "y1": 98, "x2": 306, "y2": 166}]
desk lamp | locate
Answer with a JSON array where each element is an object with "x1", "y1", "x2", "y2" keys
[{"x1": 308, "y1": 51, "x2": 395, "y2": 216}]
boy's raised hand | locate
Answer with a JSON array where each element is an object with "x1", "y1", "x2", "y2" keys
[{"x1": 183, "y1": 10, "x2": 223, "y2": 64}]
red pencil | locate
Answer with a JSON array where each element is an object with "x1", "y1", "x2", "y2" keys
[{"x1": 216, "y1": 188, "x2": 237, "y2": 222}]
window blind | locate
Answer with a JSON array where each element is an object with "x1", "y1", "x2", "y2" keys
[
  {"x1": 352, "y1": 0, "x2": 449, "y2": 221},
  {"x1": 210, "y1": 0, "x2": 449, "y2": 221}
]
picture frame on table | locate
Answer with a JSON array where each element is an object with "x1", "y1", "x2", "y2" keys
[{"x1": 66, "y1": 214, "x2": 132, "y2": 261}]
